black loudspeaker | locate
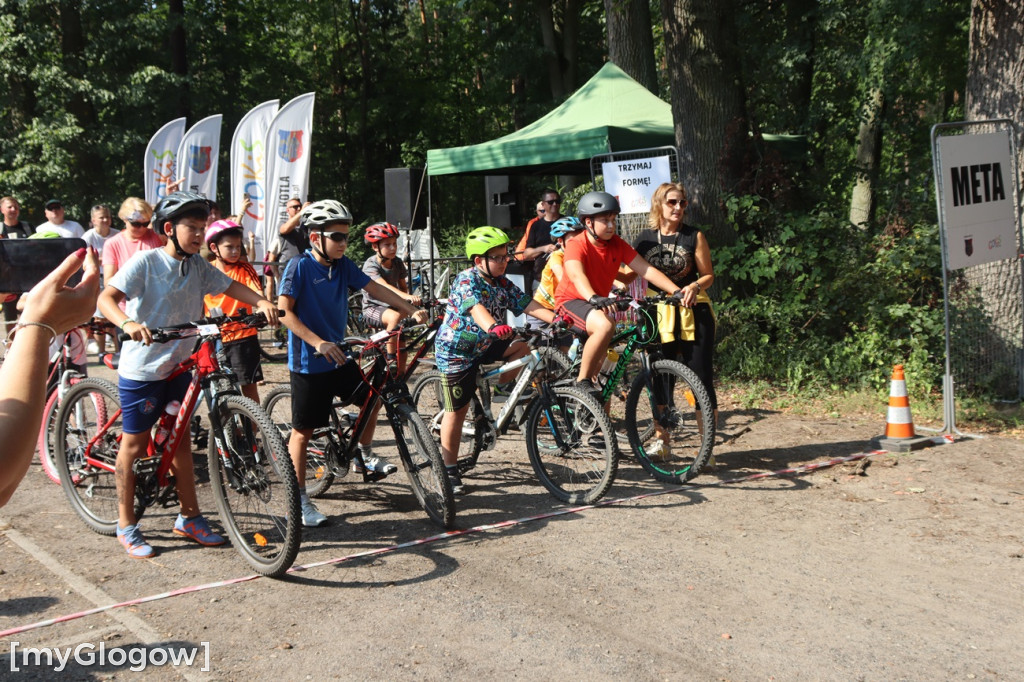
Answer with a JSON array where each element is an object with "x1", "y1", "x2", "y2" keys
[
  {"x1": 485, "y1": 175, "x2": 518, "y2": 229},
  {"x1": 385, "y1": 168, "x2": 427, "y2": 230}
]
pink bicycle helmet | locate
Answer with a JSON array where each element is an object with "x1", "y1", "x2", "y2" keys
[
  {"x1": 364, "y1": 221, "x2": 399, "y2": 244},
  {"x1": 205, "y1": 219, "x2": 243, "y2": 246}
]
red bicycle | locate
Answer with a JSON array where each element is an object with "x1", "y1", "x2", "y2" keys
[{"x1": 53, "y1": 312, "x2": 301, "y2": 577}]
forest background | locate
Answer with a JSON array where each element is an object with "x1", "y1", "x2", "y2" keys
[{"x1": 1, "y1": 0, "x2": 1021, "y2": 419}]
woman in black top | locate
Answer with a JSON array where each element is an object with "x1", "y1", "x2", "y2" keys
[{"x1": 632, "y1": 182, "x2": 717, "y2": 446}]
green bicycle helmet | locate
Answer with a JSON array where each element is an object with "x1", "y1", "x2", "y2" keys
[{"x1": 465, "y1": 226, "x2": 510, "y2": 259}]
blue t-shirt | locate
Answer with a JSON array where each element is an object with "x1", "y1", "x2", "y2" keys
[
  {"x1": 278, "y1": 250, "x2": 370, "y2": 374},
  {"x1": 110, "y1": 250, "x2": 233, "y2": 381},
  {"x1": 434, "y1": 267, "x2": 531, "y2": 375}
]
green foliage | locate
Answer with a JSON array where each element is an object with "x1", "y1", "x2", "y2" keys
[{"x1": 714, "y1": 194, "x2": 946, "y2": 397}]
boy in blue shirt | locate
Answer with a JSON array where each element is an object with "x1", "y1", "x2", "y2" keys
[
  {"x1": 277, "y1": 200, "x2": 427, "y2": 527},
  {"x1": 434, "y1": 227, "x2": 556, "y2": 495},
  {"x1": 98, "y1": 192, "x2": 279, "y2": 559}
]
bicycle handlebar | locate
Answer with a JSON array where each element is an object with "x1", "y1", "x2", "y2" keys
[{"x1": 118, "y1": 310, "x2": 285, "y2": 343}]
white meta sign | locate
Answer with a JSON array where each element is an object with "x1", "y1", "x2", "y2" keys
[
  {"x1": 937, "y1": 131, "x2": 1019, "y2": 270},
  {"x1": 602, "y1": 156, "x2": 672, "y2": 214}
]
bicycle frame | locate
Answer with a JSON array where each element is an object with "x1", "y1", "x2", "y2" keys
[{"x1": 76, "y1": 323, "x2": 249, "y2": 504}]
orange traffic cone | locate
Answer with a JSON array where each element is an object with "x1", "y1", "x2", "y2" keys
[{"x1": 884, "y1": 365, "x2": 917, "y2": 439}]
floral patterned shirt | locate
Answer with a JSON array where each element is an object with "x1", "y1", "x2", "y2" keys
[{"x1": 434, "y1": 266, "x2": 531, "y2": 374}]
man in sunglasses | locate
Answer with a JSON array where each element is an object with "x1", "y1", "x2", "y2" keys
[
  {"x1": 521, "y1": 189, "x2": 564, "y2": 288},
  {"x1": 276, "y1": 196, "x2": 311, "y2": 275},
  {"x1": 36, "y1": 198, "x2": 84, "y2": 238}
]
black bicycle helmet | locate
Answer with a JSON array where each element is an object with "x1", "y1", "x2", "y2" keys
[
  {"x1": 152, "y1": 191, "x2": 211, "y2": 271},
  {"x1": 576, "y1": 191, "x2": 620, "y2": 217},
  {"x1": 152, "y1": 191, "x2": 211, "y2": 230}
]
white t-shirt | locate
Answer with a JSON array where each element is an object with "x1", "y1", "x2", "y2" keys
[
  {"x1": 35, "y1": 220, "x2": 85, "y2": 238},
  {"x1": 82, "y1": 227, "x2": 121, "y2": 257},
  {"x1": 109, "y1": 249, "x2": 233, "y2": 381}
]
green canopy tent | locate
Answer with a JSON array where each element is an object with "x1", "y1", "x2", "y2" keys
[{"x1": 426, "y1": 62, "x2": 676, "y2": 177}]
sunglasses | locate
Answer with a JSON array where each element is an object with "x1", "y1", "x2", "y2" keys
[
  {"x1": 485, "y1": 254, "x2": 510, "y2": 263},
  {"x1": 317, "y1": 231, "x2": 349, "y2": 243},
  {"x1": 287, "y1": 204, "x2": 301, "y2": 210},
  {"x1": 128, "y1": 220, "x2": 149, "y2": 228},
  {"x1": 665, "y1": 198, "x2": 689, "y2": 207},
  {"x1": 542, "y1": 199, "x2": 561, "y2": 205}
]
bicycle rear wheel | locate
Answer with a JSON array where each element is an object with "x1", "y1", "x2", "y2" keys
[
  {"x1": 53, "y1": 378, "x2": 120, "y2": 535},
  {"x1": 208, "y1": 395, "x2": 301, "y2": 578},
  {"x1": 525, "y1": 384, "x2": 617, "y2": 505},
  {"x1": 625, "y1": 359, "x2": 715, "y2": 484},
  {"x1": 394, "y1": 403, "x2": 455, "y2": 528},
  {"x1": 410, "y1": 369, "x2": 484, "y2": 474},
  {"x1": 262, "y1": 385, "x2": 336, "y2": 497}
]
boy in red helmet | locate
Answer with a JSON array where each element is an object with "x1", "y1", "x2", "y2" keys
[{"x1": 360, "y1": 222, "x2": 421, "y2": 371}]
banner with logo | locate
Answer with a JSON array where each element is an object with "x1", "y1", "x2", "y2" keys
[
  {"x1": 230, "y1": 100, "x2": 279, "y2": 262},
  {"x1": 601, "y1": 156, "x2": 672, "y2": 213},
  {"x1": 175, "y1": 114, "x2": 223, "y2": 202},
  {"x1": 143, "y1": 118, "x2": 186, "y2": 206},
  {"x1": 261, "y1": 93, "x2": 315, "y2": 257}
]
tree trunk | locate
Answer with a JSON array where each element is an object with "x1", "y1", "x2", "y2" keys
[
  {"x1": 660, "y1": 0, "x2": 747, "y2": 241},
  {"x1": 169, "y1": 0, "x2": 189, "y2": 120},
  {"x1": 848, "y1": 86, "x2": 884, "y2": 229},
  {"x1": 964, "y1": 0, "x2": 1024, "y2": 392},
  {"x1": 58, "y1": 0, "x2": 102, "y2": 199},
  {"x1": 605, "y1": 0, "x2": 657, "y2": 93}
]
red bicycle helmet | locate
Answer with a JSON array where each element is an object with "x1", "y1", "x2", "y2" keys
[{"x1": 364, "y1": 221, "x2": 399, "y2": 244}]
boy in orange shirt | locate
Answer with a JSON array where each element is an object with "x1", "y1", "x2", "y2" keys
[{"x1": 203, "y1": 219, "x2": 265, "y2": 402}]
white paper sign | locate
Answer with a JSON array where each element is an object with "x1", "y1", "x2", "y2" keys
[
  {"x1": 938, "y1": 131, "x2": 1019, "y2": 270},
  {"x1": 601, "y1": 156, "x2": 672, "y2": 213}
]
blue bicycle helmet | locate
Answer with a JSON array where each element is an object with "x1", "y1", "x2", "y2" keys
[{"x1": 549, "y1": 216, "x2": 583, "y2": 240}]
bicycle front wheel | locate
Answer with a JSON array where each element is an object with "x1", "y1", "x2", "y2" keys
[
  {"x1": 393, "y1": 402, "x2": 455, "y2": 528},
  {"x1": 53, "y1": 378, "x2": 120, "y2": 535},
  {"x1": 208, "y1": 395, "x2": 301, "y2": 578},
  {"x1": 525, "y1": 384, "x2": 617, "y2": 505},
  {"x1": 410, "y1": 369, "x2": 483, "y2": 474},
  {"x1": 38, "y1": 389, "x2": 63, "y2": 483},
  {"x1": 257, "y1": 325, "x2": 288, "y2": 362},
  {"x1": 262, "y1": 385, "x2": 336, "y2": 497},
  {"x1": 625, "y1": 359, "x2": 715, "y2": 484}
]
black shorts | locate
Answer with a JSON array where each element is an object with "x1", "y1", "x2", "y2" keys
[
  {"x1": 289, "y1": 363, "x2": 364, "y2": 431},
  {"x1": 439, "y1": 339, "x2": 511, "y2": 412},
  {"x1": 221, "y1": 336, "x2": 264, "y2": 385}
]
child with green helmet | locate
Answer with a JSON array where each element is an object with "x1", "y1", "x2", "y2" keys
[{"x1": 433, "y1": 226, "x2": 556, "y2": 494}]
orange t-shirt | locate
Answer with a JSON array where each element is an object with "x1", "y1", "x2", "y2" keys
[
  {"x1": 204, "y1": 262, "x2": 262, "y2": 343},
  {"x1": 554, "y1": 233, "x2": 637, "y2": 308}
]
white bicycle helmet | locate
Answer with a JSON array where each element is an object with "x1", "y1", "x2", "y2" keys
[{"x1": 300, "y1": 200, "x2": 353, "y2": 231}]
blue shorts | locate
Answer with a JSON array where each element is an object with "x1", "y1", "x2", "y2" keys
[{"x1": 118, "y1": 373, "x2": 192, "y2": 435}]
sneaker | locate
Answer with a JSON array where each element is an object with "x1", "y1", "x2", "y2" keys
[
  {"x1": 575, "y1": 378, "x2": 603, "y2": 403},
  {"x1": 646, "y1": 439, "x2": 671, "y2": 463},
  {"x1": 447, "y1": 468, "x2": 465, "y2": 496},
  {"x1": 173, "y1": 514, "x2": 226, "y2": 546},
  {"x1": 117, "y1": 524, "x2": 154, "y2": 559},
  {"x1": 301, "y1": 499, "x2": 328, "y2": 527},
  {"x1": 352, "y1": 454, "x2": 398, "y2": 475},
  {"x1": 87, "y1": 339, "x2": 100, "y2": 354},
  {"x1": 585, "y1": 434, "x2": 607, "y2": 450},
  {"x1": 492, "y1": 381, "x2": 514, "y2": 397}
]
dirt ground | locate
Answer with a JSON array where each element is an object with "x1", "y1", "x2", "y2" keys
[{"x1": 1, "y1": 358, "x2": 1022, "y2": 681}]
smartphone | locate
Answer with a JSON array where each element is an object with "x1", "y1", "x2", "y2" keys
[{"x1": 0, "y1": 238, "x2": 86, "y2": 293}]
